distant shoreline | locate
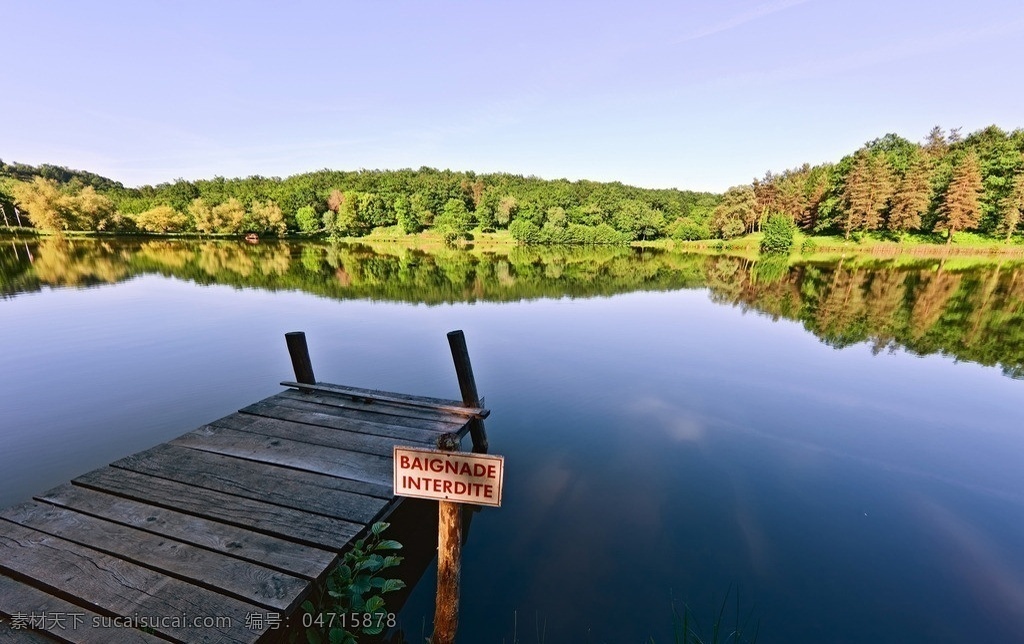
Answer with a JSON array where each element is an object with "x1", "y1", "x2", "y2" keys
[{"x1": 5, "y1": 227, "x2": 1024, "y2": 261}]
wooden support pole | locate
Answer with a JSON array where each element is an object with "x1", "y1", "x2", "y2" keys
[
  {"x1": 432, "y1": 432, "x2": 462, "y2": 644},
  {"x1": 447, "y1": 330, "x2": 489, "y2": 453},
  {"x1": 284, "y1": 332, "x2": 316, "y2": 385}
]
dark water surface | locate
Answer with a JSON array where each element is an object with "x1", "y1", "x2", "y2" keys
[{"x1": 2, "y1": 238, "x2": 1023, "y2": 642}]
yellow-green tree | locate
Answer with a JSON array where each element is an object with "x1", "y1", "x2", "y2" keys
[
  {"x1": 189, "y1": 198, "x2": 214, "y2": 233},
  {"x1": 135, "y1": 205, "x2": 188, "y2": 233},
  {"x1": 211, "y1": 198, "x2": 246, "y2": 234},
  {"x1": 11, "y1": 177, "x2": 75, "y2": 232},
  {"x1": 74, "y1": 186, "x2": 117, "y2": 231},
  {"x1": 246, "y1": 199, "x2": 287, "y2": 235}
]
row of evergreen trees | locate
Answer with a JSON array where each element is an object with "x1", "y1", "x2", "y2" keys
[
  {"x1": 703, "y1": 126, "x2": 1024, "y2": 243},
  {"x1": 2, "y1": 125, "x2": 1022, "y2": 244}
]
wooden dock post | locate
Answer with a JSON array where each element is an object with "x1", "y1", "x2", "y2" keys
[
  {"x1": 447, "y1": 330, "x2": 489, "y2": 453},
  {"x1": 432, "y1": 432, "x2": 463, "y2": 644},
  {"x1": 285, "y1": 331, "x2": 316, "y2": 385}
]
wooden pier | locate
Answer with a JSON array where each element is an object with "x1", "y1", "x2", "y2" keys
[{"x1": 0, "y1": 332, "x2": 489, "y2": 643}]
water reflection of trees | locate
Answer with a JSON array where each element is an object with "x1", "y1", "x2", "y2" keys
[
  {"x1": 3, "y1": 238, "x2": 1023, "y2": 376},
  {"x1": 707, "y1": 256, "x2": 1024, "y2": 377}
]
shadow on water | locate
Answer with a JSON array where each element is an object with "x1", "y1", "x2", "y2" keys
[{"x1": 3, "y1": 236, "x2": 1024, "y2": 377}]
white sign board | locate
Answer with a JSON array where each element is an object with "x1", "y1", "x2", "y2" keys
[{"x1": 393, "y1": 446, "x2": 504, "y2": 507}]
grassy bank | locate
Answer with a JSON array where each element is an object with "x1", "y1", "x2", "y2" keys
[
  {"x1": 668, "y1": 231, "x2": 1024, "y2": 260},
  {"x1": 7, "y1": 225, "x2": 1024, "y2": 262}
]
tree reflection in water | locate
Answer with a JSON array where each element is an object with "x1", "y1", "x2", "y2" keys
[{"x1": 3, "y1": 237, "x2": 1023, "y2": 377}]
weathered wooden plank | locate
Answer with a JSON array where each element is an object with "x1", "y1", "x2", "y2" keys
[
  {"x1": 0, "y1": 573, "x2": 164, "y2": 644},
  {"x1": 0, "y1": 521, "x2": 261, "y2": 643},
  {"x1": 240, "y1": 400, "x2": 463, "y2": 444},
  {"x1": 170, "y1": 425, "x2": 395, "y2": 488},
  {"x1": 276, "y1": 388, "x2": 469, "y2": 425},
  {"x1": 0, "y1": 621, "x2": 55, "y2": 643},
  {"x1": 280, "y1": 381, "x2": 489, "y2": 418},
  {"x1": 261, "y1": 392, "x2": 466, "y2": 433},
  {"x1": 1, "y1": 502, "x2": 306, "y2": 613},
  {"x1": 213, "y1": 410, "x2": 435, "y2": 458},
  {"x1": 37, "y1": 484, "x2": 335, "y2": 580},
  {"x1": 74, "y1": 468, "x2": 363, "y2": 551},
  {"x1": 112, "y1": 443, "x2": 391, "y2": 522}
]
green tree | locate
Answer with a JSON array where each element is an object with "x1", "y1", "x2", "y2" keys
[
  {"x1": 508, "y1": 218, "x2": 541, "y2": 243},
  {"x1": 475, "y1": 191, "x2": 498, "y2": 230},
  {"x1": 434, "y1": 198, "x2": 472, "y2": 238},
  {"x1": 752, "y1": 172, "x2": 779, "y2": 224},
  {"x1": 667, "y1": 216, "x2": 712, "y2": 241},
  {"x1": 760, "y1": 213, "x2": 797, "y2": 254},
  {"x1": 938, "y1": 151, "x2": 984, "y2": 243},
  {"x1": 966, "y1": 126, "x2": 1022, "y2": 233},
  {"x1": 545, "y1": 206, "x2": 567, "y2": 228},
  {"x1": 711, "y1": 186, "x2": 755, "y2": 239},
  {"x1": 359, "y1": 193, "x2": 392, "y2": 228},
  {"x1": 295, "y1": 205, "x2": 320, "y2": 234},
  {"x1": 394, "y1": 196, "x2": 421, "y2": 234},
  {"x1": 613, "y1": 200, "x2": 664, "y2": 241},
  {"x1": 996, "y1": 171, "x2": 1024, "y2": 240},
  {"x1": 335, "y1": 190, "x2": 371, "y2": 236},
  {"x1": 409, "y1": 192, "x2": 434, "y2": 228}
]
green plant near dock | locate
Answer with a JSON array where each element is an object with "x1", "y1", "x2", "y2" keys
[
  {"x1": 293, "y1": 521, "x2": 406, "y2": 644},
  {"x1": 651, "y1": 587, "x2": 759, "y2": 644}
]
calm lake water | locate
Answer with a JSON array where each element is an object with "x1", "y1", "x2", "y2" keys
[{"x1": 2, "y1": 237, "x2": 1024, "y2": 643}]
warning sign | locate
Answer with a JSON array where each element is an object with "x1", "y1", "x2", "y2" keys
[{"x1": 393, "y1": 446, "x2": 504, "y2": 507}]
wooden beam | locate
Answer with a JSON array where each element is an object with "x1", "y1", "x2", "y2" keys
[
  {"x1": 447, "y1": 330, "x2": 490, "y2": 453},
  {"x1": 280, "y1": 381, "x2": 489, "y2": 418},
  {"x1": 285, "y1": 332, "x2": 316, "y2": 385}
]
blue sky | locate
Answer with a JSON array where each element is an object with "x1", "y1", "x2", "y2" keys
[{"x1": 3, "y1": 0, "x2": 1023, "y2": 192}]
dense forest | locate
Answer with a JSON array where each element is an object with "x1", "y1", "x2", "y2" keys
[
  {"x1": 1, "y1": 125, "x2": 1022, "y2": 245},
  {"x1": 3, "y1": 239, "x2": 1022, "y2": 376},
  {"x1": 0, "y1": 160, "x2": 716, "y2": 244}
]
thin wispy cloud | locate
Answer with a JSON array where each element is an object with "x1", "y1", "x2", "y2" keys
[
  {"x1": 720, "y1": 16, "x2": 1024, "y2": 87},
  {"x1": 673, "y1": 0, "x2": 814, "y2": 44}
]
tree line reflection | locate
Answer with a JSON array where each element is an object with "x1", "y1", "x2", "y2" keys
[{"x1": 3, "y1": 238, "x2": 1023, "y2": 376}]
